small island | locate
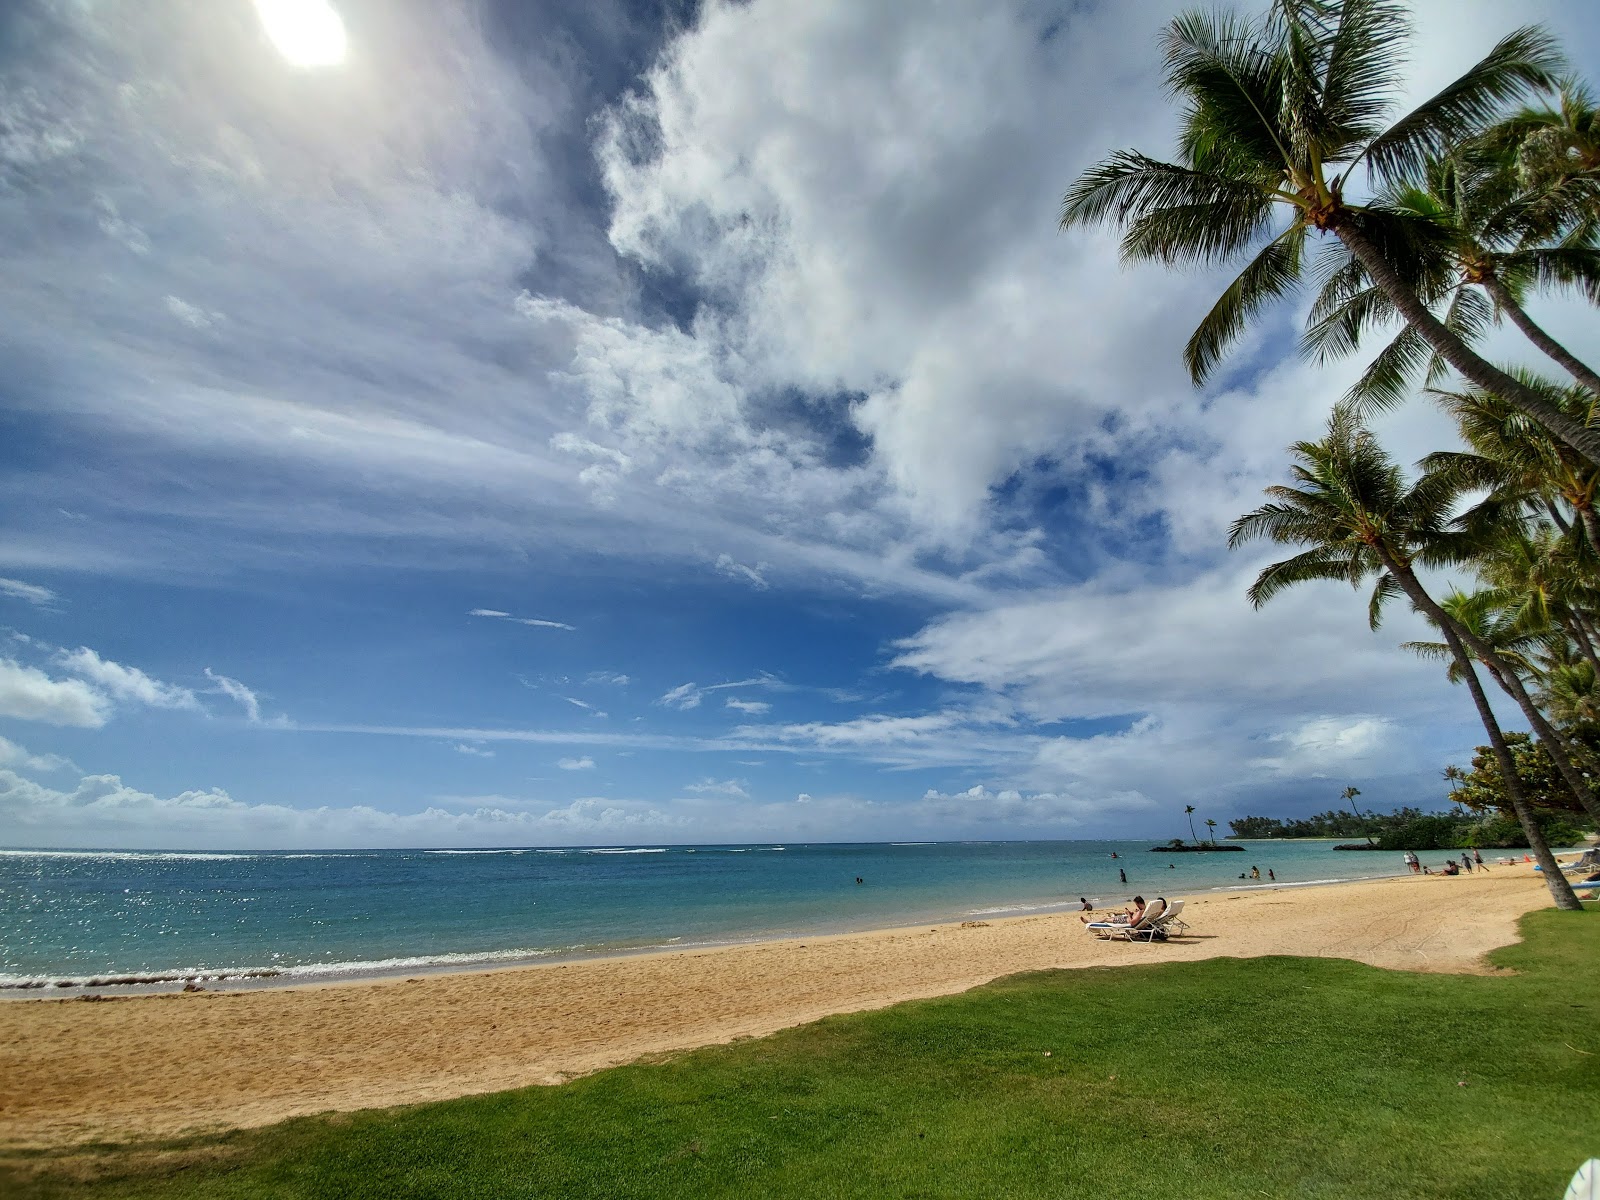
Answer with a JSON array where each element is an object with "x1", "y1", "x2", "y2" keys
[
  {"x1": 1150, "y1": 840, "x2": 1244, "y2": 852},
  {"x1": 1150, "y1": 808, "x2": 1243, "y2": 851}
]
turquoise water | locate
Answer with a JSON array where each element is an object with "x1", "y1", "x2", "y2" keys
[{"x1": 0, "y1": 839, "x2": 1428, "y2": 990}]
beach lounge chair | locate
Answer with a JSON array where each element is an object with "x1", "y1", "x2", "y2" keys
[
  {"x1": 1154, "y1": 898, "x2": 1188, "y2": 937},
  {"x1": 1085, "y1": 898, "x2": 1167, "y2": 942}
]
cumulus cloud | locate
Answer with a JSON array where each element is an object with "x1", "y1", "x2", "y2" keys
[
  {"x1": 557, "y1": 756, "x2": 596, "y2": 770},
  {"x1": 454, "y1": 743, "x2": 495, "y2": 758},
  {"x1": 0, "y1": 735, "x2": 76, "y2": 773},
  {"x1": 0, "y1": 658, "x2": 112, "y2": 727},
  {"x1": 725, "y1": 697, "x2": 770, "y2": 715},
  {"x1": 0, "y1": 766, "x2": 689, "y2": 850}
]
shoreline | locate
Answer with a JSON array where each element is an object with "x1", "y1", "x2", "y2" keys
[
  {"x1": 0, "y1": 865, "x2": 1421, "y2": 1000},
  {"x1": 0, "y1": 863, "x2": 1580, "y2": 1152}
]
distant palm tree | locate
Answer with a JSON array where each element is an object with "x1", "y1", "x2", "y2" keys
[
  {"x1": 1184, "y1": 804, "x2": 1199, "y2": 844},
  {"x1": 1204, "y1": 818, "x2": 1219, "y2": 845},
  {"x1": 1058, "y1": 1, "x2": 1600, "y2": 464},
  {"x1": 1340, "y1": 785, "x2": 1372, "y2": 844}
]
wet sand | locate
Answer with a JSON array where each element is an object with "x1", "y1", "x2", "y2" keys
[{"x1": 0, "y1": 865, "x2": 1573, "y2": 1150}]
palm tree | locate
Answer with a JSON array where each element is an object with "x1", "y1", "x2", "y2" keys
[
  {"x1": 1058, "y1": 1, "x2": 1600, "y2": 464},
  {"x1": 1422, "y1": 377, "x2": 1600, "y2": 556},
  {"x1": 1184, "y1": 803, "x2": 1200, "y2": 844},
  {"x1": 1204, "y1": 818, "x2": 1219, "y2": 845},
  {"x1": 1304, "y1": 154, "x2": 1600, "y2": 406},
  {"x1": 1230, "y1": 414, "x2": 1582, "y2": 906},
  {"x1": 1402, "y1": 591, "x2": 1584, "y2": 908},
  {"x1": 1340, "y1": 785, "x2": 1372, "y2": 843},
  {"x1": 1487, "y1": 75, "x2": 1600, "y2": 193}
]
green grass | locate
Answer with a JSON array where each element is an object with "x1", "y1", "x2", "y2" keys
[{"x1": 7, "y1": 911, "x2": 1597, "y2": 1199}]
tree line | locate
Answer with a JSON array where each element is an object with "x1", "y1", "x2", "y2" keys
[{"x1": 1060, "y1": 0, "x2": 1600, "y2": 908}]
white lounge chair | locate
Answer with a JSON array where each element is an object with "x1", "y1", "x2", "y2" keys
[
  {"x1": 1154, "y1": 898, "x2": 1188, "y2": 936},
  {"x1": 1085, "y1": 898, "x2": 1166, "y2": 942}
]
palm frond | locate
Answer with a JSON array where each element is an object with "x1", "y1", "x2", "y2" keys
[
  {"x1": 1247, "y1": 547, "x2": 1366, "y2": 608},
  {"x1": 1358, "y1": 26, "x2": 1564, "y2": 185},
  {"x1": 1184, "y1": 223, "x2": 1306, "y2": 382}
]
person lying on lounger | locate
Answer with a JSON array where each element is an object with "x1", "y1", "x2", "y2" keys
[{"x1": 1081, "y1": 895, "x2": 1144, "y2": 925}]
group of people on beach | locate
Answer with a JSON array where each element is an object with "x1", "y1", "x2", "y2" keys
[{"x1": 1403, "y1": 849, "x2": 1489, "y2": 876}]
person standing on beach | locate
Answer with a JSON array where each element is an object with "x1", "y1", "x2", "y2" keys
[{"x1": 1267, "y1": 869, "x2": 1275, "y2": 881}]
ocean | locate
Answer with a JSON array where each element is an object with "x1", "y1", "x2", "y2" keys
[{"x1": 0, "y1": 839, "x2": 1454, "y2": 992}]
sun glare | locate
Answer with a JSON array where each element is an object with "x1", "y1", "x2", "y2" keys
[{"x1": 253, "y1": 0, "x2": 348, "y2": 69}]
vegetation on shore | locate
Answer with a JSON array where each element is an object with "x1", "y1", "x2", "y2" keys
[
  {"x1": 5, "y1": 910, "x2": 1595, "y2": 1200},
  {"x1": 1060, "y1": 0, "x2": 1600, "y2": 908},
  {"x1": 1229, "y1": 806, "x2": 1587, "y2": 850}
]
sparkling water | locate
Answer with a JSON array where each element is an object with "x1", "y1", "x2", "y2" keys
[{"x1": 0, "y1": 839, "x2": 1440, "y2": 990}]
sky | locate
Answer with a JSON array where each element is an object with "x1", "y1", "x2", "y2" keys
[{"x1": 2, "y1": 0, "x2": 1598, "y2": 850}]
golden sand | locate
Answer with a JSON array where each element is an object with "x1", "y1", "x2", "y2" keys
[{"x1": 0, "y1": 864, "x2": 1571, "y2": 1150}]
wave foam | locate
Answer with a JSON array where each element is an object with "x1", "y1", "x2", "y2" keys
[{"x1": 0, "y1": 850, "x2": 254, "y2": 862}]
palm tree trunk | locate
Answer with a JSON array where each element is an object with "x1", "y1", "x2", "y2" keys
[
  {"x1": 1564, "y1": 613, "x2": 1600, "y2": 681},
  {"x1": 1438, "y1": 626, "x2": 1583, "y2": 909},
  {"x1": 1579, "y1": 507, "x2": 1600, "y2": 559},
  {"x1": 1480, "y1": 275, "x2": 1600, "y2": 398},
  {"x1": 1372, "y1": 547, "x2": 1600, "y2": 827},
  {"x1": 1333, "y1": 219, "x2": 1600, "y2": 468}
]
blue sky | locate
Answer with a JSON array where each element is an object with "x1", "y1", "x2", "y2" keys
[{"x1": 2, "y1": 0, "x2": 1598, "y2": 849}]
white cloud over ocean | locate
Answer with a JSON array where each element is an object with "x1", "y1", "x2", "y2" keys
[{"x1": 0, "y1": 0, "x2": 1594, "y2": 847}]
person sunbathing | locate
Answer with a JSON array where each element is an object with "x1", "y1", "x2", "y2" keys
[{"x1": 1082, "y1": 895, "x2": 1145, "y2": 925}]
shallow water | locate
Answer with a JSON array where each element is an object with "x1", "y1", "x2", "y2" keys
[{"x1": 0, "y1": 839, "x2": 1456, "y2": 989}]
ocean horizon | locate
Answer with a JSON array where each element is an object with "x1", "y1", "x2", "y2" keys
[{"x1": 1, "y1": 837, "x2": 1513, "y2": 993}]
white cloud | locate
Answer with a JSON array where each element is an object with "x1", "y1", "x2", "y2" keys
[
  {"x1": 471, "y1": 609, "x2": 576, "y2": 631},
  {"x1": 586, "y1": 672, "x2": 631, "y2": 687},
  {"x1": 0, "y1": 578, "x2": 57, "y2": 606},
  {"x1": 164, "y1": 294, "x2": 222, "y2": 329},
  {"x1": 205, "y1": 668, "x2": 263, "y2": 722},
  {"x1": 714, "y1": 553, "x2": 768, "y2": 590},
  {"x1": 725, "y1": 697, "x2": 770, "y2": 715},
  {"x1": 60, "y1": 647, "x2": 197, "y2": 710},
  {"x1": 659, "y1": 682, "x2": 704, "y2": 710},
  {"x1": 454, "y1": 743, "x2": 495, "y2": 758},
  {"x1": 557, "y1": 755, "x2": 596, "y2": 770},
  {"x1": 0, "y1": 735, "x2": 76, "y2": 773},
  {"x1": 660, "y1": 675, "x2": 784, "y2": 711},
  {"x1": 0, "y1": 658, "x2": 112, "y2": 727},
  {"x1": 0, "y1": 766, "x2": 690, "y2": 850},
  {"x1": 681, "y1": 777, "x2": 749, "y2": 798}
]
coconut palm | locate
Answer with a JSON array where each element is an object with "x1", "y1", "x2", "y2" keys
[
  {"x1": 1229, "y1": 413, "x2": 1583, "y2": 906},
  {"x1": 1421, "y1": 376, "x2": 1600, "y2": 556},
  {"x1": 1304, "y1": 153, "x2": 1600, "y2": 407},
  {"x1": 1401, "y1": 593, "x2": 1583, "y2": 907},
  {"x1": 1486, "y1": 75, "x2": 1600, "y2": 194},
  {"x1": 1184, "y1": 803, "x2": 1200, "y2": 844},
  {"x1": 1339, "y1": 785, "x2": 1372, "y2": 843},
  {"x1": 1204, "y1": 817, "x2": 1219, "y2": 844},
  {"x1": 1243, "y1": 412, "x2": 1600, "y2": 823},
  {"x1": 1057, "y1": 1, "x2": 1600, "y2": 463}
]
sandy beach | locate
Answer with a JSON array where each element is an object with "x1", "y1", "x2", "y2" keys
[{"x1": 0, "y1": 865, "x2": 1576, "y2": 1151}]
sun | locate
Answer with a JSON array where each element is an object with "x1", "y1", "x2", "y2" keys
[{"x1": 253, "y1": 0, "x2": 348, "y2": 69}]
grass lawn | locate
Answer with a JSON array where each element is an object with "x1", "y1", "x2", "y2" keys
[{"x1": 6, "y1": 910, "x2": 1597, "y2": 1199}]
